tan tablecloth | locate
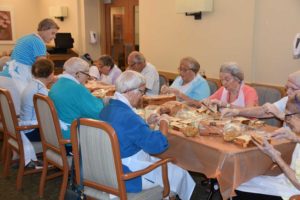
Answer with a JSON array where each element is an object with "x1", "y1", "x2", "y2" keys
[{"x1": 158, "y1": 128, "x2": 295, "y2": 199}]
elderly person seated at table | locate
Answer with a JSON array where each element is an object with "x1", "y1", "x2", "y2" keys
[
  {"x1": 89, "y1": 55, "x2": 121, "y2": 85},
  {"x1": 127, "y1": 51, "x2": 160, "y2": 96},
  {"x1": 161, "y1": 57, "x2": 210, "y2": 102},
  {"x1": 19, "y1": 58, "x2": 54, "y2": 168},
  {"x1": 234, "y1": 91, "x2": 300, "y2": 200},
  {"x1": 49, "y1": 57, "x2": 104, "y2": 155},
  {"x1": 199, "y1": 62, "x2": 258, "y2": 109},
  {"x1": 99, "y1": 70, "x2": 195, "y2": 200},
  {"x1": 222, "y1": 70, "x2": 300, "y2": 120}
]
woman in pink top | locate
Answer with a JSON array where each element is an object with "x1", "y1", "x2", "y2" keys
[{"x1": 205, "y1": 62, "x2": 258, "y2": 108}]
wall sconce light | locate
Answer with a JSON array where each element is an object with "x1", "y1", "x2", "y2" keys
[
  {"x1": 49, "y1": 6, "x2": 68, "y2": 21},
  {"x1": 176, "y1": 0, "x2": 213, "y2": 20}
]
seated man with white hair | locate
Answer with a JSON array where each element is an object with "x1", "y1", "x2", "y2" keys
[
  {"x1": 127, "y1": 51, "x2": 160, "y2": 96},
  {"x1": 49, "y1": 57, "x2": 104, "y2": 155},
  {"x1": 99, "y1": 70, "x2": 195, "y2": 200}
]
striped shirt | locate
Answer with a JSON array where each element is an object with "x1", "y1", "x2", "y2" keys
[{"x1": 11, "y1": 34, "x2": 46, "y2": 66}]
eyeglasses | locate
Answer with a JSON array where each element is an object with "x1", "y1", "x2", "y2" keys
[
  {"x1": 137, "y1": 88, "x2": 146, "y2": 95},
  {"x1": 77, "y1": 71, "x2": 92, "y2": 79},
  {"x1": 124, "y1": 87, "x2": 146, "y2": 95},
  {"x1": 284, "y1": 112, "x2": 300, "y2": 121},
  {"x1": 177, "y1": 67, "x2": 192, "y2": 73}
]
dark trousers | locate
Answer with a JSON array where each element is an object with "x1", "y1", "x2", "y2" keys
[
  {"x1": 25, "y1": 128, "x2": 41, "y2": 141},
  {"x1": 232, "y1": 190, "x2": 283, "y2": 200}
]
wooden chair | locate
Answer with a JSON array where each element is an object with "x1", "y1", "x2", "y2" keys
[
  {"x1": 0, "y1": 88, "x2": 43, "y2": 190},
  {"x1": 0, "y1": 116, "x2": 4, "y2": 163},
  {"x1": 71, "y1": 118, "x2": 173, "y2": 200},
  {"x1": 33, "y1": 93, "x2": 72, "y2": 200}
]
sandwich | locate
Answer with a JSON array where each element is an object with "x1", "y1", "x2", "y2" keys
[{"x1": 234, "y1": 135, "x2": 252, "y2": 148}]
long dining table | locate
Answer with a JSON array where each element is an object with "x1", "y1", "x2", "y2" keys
[{"x1": 158, "y1": 128, "x2": 295, "y2": 199}]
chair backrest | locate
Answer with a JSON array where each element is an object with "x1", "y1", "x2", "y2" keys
[
  {"x1": 71, "y1": 118, "x2": 126, "y2": 199},
  {"x1": 159, "y1": 74, "x2": 169, "y2": 90},
  {"x1": 0, "y1": 88, "x2": 23, "y2": 150},
  {"x1": 251, "y1": 84, "x2": 284, "y2": 127},
  {"x1": 33, "y1": 94, "x2": 67, "y2": 158},
  {"x1": 206, "y1": 78, "x2": 220, "y2": 95}
]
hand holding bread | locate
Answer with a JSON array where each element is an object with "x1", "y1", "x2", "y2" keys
[{"x1": 252, "y1": 137, "x2": 281, "y2": 162}]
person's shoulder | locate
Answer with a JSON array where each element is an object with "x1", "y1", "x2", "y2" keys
[{"x1": 243, "y1": 84, "x2": 257, "y2": 93}]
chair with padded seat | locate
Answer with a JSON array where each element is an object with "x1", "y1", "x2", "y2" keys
[
  {"x1": 206, "y1": 78, "x2": 221, "y2": 95},
  {"x1": 251, "y1": 84, "x2": 284, "y2": 127},
  {"x1": 33, "y1": 93, "x2": 72, "y2": 200},
  {"x1": 0, "y1": 88, "x2": 43, "y2": 190},
  {"x1": 70, "y1": 118, "x2": 174, "y2": 200}
]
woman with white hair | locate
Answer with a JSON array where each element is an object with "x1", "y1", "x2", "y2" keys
[
  {"x1": 49, "y1": 57, "x2": 104, "y2": 154},
  {"x1": 99, "y1": 70, "x2": 195, "y2": 200},
  {"x1": 203, "y1": 62, "x2": 258, "y2": 108}
]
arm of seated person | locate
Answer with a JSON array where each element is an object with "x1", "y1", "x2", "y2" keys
[{"x1": 255, "y1": 137, "x2": 300, "y2": 190}]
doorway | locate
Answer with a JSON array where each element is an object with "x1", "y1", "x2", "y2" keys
[{"x1": 102, "y1": 0, "x2": 139, "y2": 71}]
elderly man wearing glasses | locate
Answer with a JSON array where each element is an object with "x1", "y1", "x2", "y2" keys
[
  {"x1": 49, "y1": 57, "x2": 104, "y2": 155},
  {"x1": 233, "y1": 90, "x2": 300, "y2": 200},
  {"x1": 127, "y1": 51, "x2": 160, "y2": 96},
  {"x1": 161, "y1": 57, "x2": 210, "y2": 102},
  {"x1": 99, "y1": 70, "x2": 195, "y2": 200}
]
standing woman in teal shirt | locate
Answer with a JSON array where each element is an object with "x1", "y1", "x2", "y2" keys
[
  {"x1": 0, "y1": 18, "x2": 59, "y2": 114},
  {"x1": 49, "y1": 57, "x2": 104, "y2": 154}
]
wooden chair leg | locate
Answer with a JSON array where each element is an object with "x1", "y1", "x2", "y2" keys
[
  {"x1": 1, "y1": 133, "x2": 7, "y2": 164},
  {"x1": 39, "y1": 161, "x2": 48, "y2": 198},
  {"x1": 59, "y1": 168, "x2": 69, "y2": 200},
  {"x1": 3, "y1": 145, "x2": 12, "y2": 178},
  {"x1": 16, "y1": 155, "x2": 25, "y2": 190}
]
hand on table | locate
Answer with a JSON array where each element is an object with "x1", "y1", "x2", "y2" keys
[{"x1": 221, "y1": 108, "x2": 240, "y2": 118}]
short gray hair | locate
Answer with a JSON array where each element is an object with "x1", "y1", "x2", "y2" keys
[
  {"x1": 37, "y1": 18, "x2": 59, "y2": 31},
  {"x1": 63, "y1": 57, "x2": 89, "y2": 75},
  {"x1": 181, "y1": 57, "x2": 200, "y2": 74},
  {"x1": 129, "y1": 51, "x2": 146, "y2": 64},
  {"x1": 115, "y1": 70, "x2": 146, "y2": 93},
  {"x1": 220, "y1": 62, "x2": 244, "y2": 83}
]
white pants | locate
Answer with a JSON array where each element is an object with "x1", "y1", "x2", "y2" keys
[{"x1": 122, "y1": 150, "x2": 196, "y2": 200}]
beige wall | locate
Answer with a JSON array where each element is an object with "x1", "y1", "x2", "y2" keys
[
  {"x1": 140, "y1": 0, "x2": 300, "y2": 86},
  {"x1": 2, "y1": 0, "x2": 300, "y2": 86}
]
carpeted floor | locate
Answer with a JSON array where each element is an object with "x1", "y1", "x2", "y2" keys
[{"x1": 0, "y1": 141, "x2": 222, "y2": 200}]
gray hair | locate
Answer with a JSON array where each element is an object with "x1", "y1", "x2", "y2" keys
[
  {"x1": 37, "y1": 18, "x2": 59, "y2": 31},
  {"x1": 220, "y1": 62, "x2": 244, "y2": 83},
  {"x1": 181, "y1": 57, "x2": 200, "y2": 74},
  {"x1": 115, "y1": 70, "x2": 146, "y2": 93},
  {"x1": 129, "y1": 51, "x2": 146, "y2": 64},
  {"x1": 63, "y1": 57, "x2": 89, "y2": 75},
  {"x1": 98, "y1": 55, "x2": 114, "y2": 69}
]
